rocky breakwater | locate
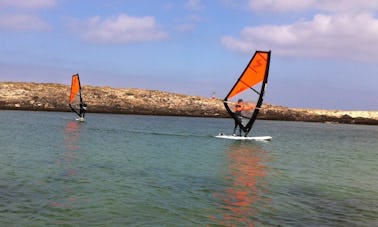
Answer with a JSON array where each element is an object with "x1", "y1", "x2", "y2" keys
[
  {"x1": 259, "y1": 105, "x2": 378, "y2": 125},
  {"x1": 0, "y1": 82, "x2": 226, "y2": 117},
  {"x1": 0, "y1": 82, "x2": 377, "y2": 125}
]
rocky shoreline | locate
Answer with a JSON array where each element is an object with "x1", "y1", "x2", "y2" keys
[{"x1": 1, "y1": 82, "x2": 377, "y2": 125}]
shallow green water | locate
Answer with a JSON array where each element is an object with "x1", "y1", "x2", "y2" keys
[{"x1": 0, "y1": 110, "x2": 377, "y2": 226}]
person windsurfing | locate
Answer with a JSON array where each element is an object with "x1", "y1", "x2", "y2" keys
[
  {"x1": 79, "y1": 103, "x2": 87, "y2": 118},
  {"x1": 233, "y1": 99, "x2": 254, "y2": 136},
  {"x1": 217, "y1": 50, "x2": 271, "y2": 140},
  {"x1": 68, "y1": 74, "x2": 87, "y2": 121},
  {"x1": 69, "y1": 102, "x2": 87, "y2": 119}
]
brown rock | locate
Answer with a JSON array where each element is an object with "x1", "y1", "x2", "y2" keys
[{"x1": 0, "y1": 82, "x2": 377, "y2": 125}]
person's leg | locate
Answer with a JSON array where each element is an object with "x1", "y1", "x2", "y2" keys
[
  {"x1": 237, "y1": 116, "x2": 242, "y2": 136},
  {"x1": 233, "y1": 119, "x2": 238, "y2": 135}
]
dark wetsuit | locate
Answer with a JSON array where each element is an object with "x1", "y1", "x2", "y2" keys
[
  {"x1": 79, "y1": 103, "x2": 87, "y2": 118},
  {"x1": 233, "y1": 104, "x2": 243, "y2": 136}
]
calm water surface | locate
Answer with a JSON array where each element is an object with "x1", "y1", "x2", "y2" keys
[{"x1": 0, "y1": 110, "x2": 377, "y2": 226}]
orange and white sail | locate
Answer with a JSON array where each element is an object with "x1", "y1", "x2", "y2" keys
[
  {"x1": 224, "y1": 51, "x2": 271, "y2": 136},
  {"x1": 69, "y1": 74, "x2": 81, "y2": 104},
  {"x1": 226, "y1": 51, "x2": 270, "y2": 99},
  {"x1": 69, "y1": 74, "x2": 83, "y2": 118}
]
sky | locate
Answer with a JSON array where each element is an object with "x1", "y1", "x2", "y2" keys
[{"x1": 0, "y1": 0, "x2": 377, "y2": 110}]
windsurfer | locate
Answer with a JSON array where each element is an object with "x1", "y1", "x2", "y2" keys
[
  {"x1": 69, "y1": 103, "x2": 87, "y2": 119},
  {"x1": 233, "y1": 99, "x2": 253, "y2": 136},
  {"x1": 79, "y1": 103, "x2": 87, "y2": 118}
]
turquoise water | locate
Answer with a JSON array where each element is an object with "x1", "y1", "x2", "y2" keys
[{"x1": 0, "y1": 110, "x2": 377, "y2": 226}]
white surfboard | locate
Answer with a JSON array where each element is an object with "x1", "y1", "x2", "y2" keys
[
  {"x1": 215, "y1": 134, "x2": 272, "y2": 141},
  {"x1": 76, "y1": 117, "x2": 85, "y2": 122}
]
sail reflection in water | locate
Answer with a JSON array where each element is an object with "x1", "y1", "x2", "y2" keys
[
  {"x1": 49, "y1": 121, "x2": 82, "y2": 209},
  {"x1": 212, "y1": 143, "x2": 271, "y2": 226}
]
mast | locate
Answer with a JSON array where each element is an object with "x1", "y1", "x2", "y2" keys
[
  {"x1": 77, "y1": 74, "x2": 83, "y2": 104},
  {"x1": 244, "y1": 51, "x2": 270, "y2": 136}
]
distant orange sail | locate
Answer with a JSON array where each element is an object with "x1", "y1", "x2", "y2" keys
[
  {"x1": 226, "y1": 51, "x2": 269, "y2": 99},
  {"x1": 69, "y1": 74, "x2": 80, "y2": 104}
]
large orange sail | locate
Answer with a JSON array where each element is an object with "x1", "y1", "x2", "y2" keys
[
  {"x1": 227, "y1": 51, "x2": 269, "y2": 99},
  {"x1": 68, "y1": 73, "x2": 86, "y2": 119},
  {"x1": 69, "y1": 74, "x2": 80, "y2": 104},
  {"x1": 223, "y1": 50, "x2": 271, "y2": 136}
]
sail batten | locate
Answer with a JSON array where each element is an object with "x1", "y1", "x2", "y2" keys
[
  {"x1": 250, "y1": 87, "x2": 260, "y2": 95},
  {"x1": 223, "y1": 50, "x2": 271, "y2": 136}
]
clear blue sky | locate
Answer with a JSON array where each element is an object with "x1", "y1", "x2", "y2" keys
[{"x1": 0, "y1": 0, "x2": 377, "y2": 110}]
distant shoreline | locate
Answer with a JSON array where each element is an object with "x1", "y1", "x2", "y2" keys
[{"x1": 1, "y1": 82, "x2": 377, "y2": 125}]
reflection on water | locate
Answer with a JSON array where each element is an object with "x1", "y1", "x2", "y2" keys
[
  {"x1": 212, "y1": 142, "x2": 271, "y2": 226},
  {"x1": 1, "y1": 112, "x2": 376, "y2": 226},
  {"x1": 49, "y1": 121, "x2": 82, "y2": 210}
]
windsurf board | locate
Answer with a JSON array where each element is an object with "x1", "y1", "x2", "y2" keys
[
  {"x1": 76, "y1": 117, "x2": 85, "y2": 122},
  {"x1": 215, "y1": 134, "x2": 272, "y2": 141}
]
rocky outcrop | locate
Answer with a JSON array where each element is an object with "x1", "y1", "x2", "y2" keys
[
  {"x1": 0, "y1": 82, "x2": 226, "y2": 117},
  {"x1": 1, "y1": 82, "x2": 377, "y2": 125},
  {"x1": 258, "y1": 105, "x2": 378, "y2": 125}
]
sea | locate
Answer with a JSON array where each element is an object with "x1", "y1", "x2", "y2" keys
[{"x1": 0, "y1": 110, "x2": 377, "y2": 226}]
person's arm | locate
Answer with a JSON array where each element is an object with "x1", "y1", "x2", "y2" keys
[
  {"x1": 243, "y1": 104, "x2": 254, "y2": 111},
  {"x1": 234, "y1": 105, "x2": 242, "y2": 112}
]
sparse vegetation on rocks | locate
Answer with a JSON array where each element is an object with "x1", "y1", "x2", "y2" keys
[{"x1": 0, "y1": 82, "x2": 377, "y2": 125}]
